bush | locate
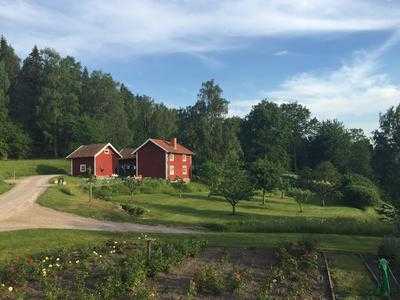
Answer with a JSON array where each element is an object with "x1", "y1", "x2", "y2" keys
[
  {"x1": 193, "y1": 264, "x2": 225, "y2": 295},
  {"x1": 121, "y1": 204, "x2": 146, "y2": 217},
  {"x1": 60, "y1": 186, "x2": 73, "y2": 196},
  {"x1": 342, "y1": 184, "x2": 380, "y2": 208}
]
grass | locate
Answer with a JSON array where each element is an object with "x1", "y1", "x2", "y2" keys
[
  {"x1": 328, "y1": 253, "x2": 377, "y2": 298},
  {"x1": 0, "y1": 180, "x2": 12, "y2": 195},
  {"x1": 38, "y1": 176, "x2": 393, "y2": 236},
  {"x1": 0, "y1": 229, "x2": 383, "y2": 262},
  {"x1": 0, "y1": 159, "x2": 69, "y2": 179}
]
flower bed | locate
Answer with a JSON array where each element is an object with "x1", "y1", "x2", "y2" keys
[{"x1": 0, "y1": 235, "x2": 206, "y2": 299}]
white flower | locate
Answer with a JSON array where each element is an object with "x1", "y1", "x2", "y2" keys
[
  {"x1": 56, "y1": 263, "x2": 60, "y2": 267},
  {"x1": 114, "y1": 241, "x2": 118, "y2": 244},
  {"x1": 45, "y1": 257, "x2": 49, "y2": 260},
  {"x1": 75, "y1": 260, "x2": 79, "y2": 264},
  {"x1": 93, "y1": 251, "x2": 98, "y2": 256},
  {"x1": 68, "y1": 261, "x2": 72, "y2": 264},
  {"x1": 1, "y1": 283, "x2": 5, "y2": 287},
  {"x1": 99, "y1": 255, "x2": 102, "y2": 258},
  {"x1": 272, "y1": 279, "x2": 277, "y2": 283},
  {"x1": 49, "y1": 264, "x2": 53, "y2": 268},
  {"x1": 56, "y1": 258, "x2": 60, "y2": 261},
  {"x1": 8, "y1": 287, "x2": 13, "y2": 292}
]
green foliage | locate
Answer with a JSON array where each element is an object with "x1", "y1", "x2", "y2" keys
[
  {"x1": 342, "y1": 185, "x2": 380, "y2": 208},
  {"x1": 373, "y1": 104, "x2": 400, "y2": 202},
  {"x1": 120, "y1": 204, "x2": 146, "y2": 217},
  {"x1": 251, "y1": 157, "x2": 284, "y2": 205},
  {"x1": 312, "y1": 161, "x2": 342, "y2": 186},
  {"x1": 193, "y1": 264, "x2": 226, "y2": 295},
  {"x1": 122, "y1": 176, "x2": 142, "y2": 201},
  {"x1": 216, "y1": 157, "x2": 254, "y2": 215},
  {"x1": 0, "y1": 238, "x2": 206, "y2": 298},
  {"x1": 198, "y1": 160, "x2": 223, "y2": 196},
  {"x1": 59, "y1": 186, "x2": 73, "y2": 196},
  {"x1": 258, "y1": 240, "x2": 320, "y2": 298},
  {"x1": 288, "y1": 188, "x2": 314, "y2": 212}
]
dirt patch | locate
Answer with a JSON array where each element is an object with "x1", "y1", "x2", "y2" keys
[{"x1": 153, "y1": 247, "x2": 329, "y2": 299}]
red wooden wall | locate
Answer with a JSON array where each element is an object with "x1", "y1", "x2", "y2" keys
[
  {"x1": 137, "y1": 142, "x2": 166, "y2": 179},
  {"x1": 95, "y1": 146, "x2": 119, "y2": 177}
]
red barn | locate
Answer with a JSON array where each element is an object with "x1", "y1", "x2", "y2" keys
[
  {"x1": 131, "y1": 138, "x2": 193, "y2": 182},
  {"x1": 66, "y1": 143, "x2": 122, "y2": 177}
]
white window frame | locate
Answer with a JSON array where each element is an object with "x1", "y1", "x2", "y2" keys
[
  {"x1": 182, "y1": 154, "x2": 187, "y2": 162},
  {"x1": 182, "y1": 165, "x2": 187, "y2": 175},
  {"x1": 169, "y1": 165, "x2": 175, "y2": 175},
  {"x1": 169, "y1": 154, "x2": 174, "y2": 161},
  {"x1": 104, "y1": 149, "x2": 110, "y2": 154},
  {"x1": 80, "y1": 164, "x2": 87, "y2": 173}
]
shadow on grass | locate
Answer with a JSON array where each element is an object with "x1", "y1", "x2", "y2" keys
[{"x1": 36, "y1": 164, "x2": 67, "y2": 175}]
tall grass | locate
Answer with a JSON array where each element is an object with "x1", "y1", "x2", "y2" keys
[{"x1": 204, "y1": 216, "x2": 393, "y2": 236}]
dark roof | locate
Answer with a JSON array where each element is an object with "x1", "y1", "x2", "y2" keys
[
  {"x1": 150, "y1": 139, "x2": 194, "y2": 155},
  {"x1": 66, "y1": 143, "x2": 122, "y2": 159},
  {"x1": 120, "y1": 148, "x2": 136, "y2": 159}
]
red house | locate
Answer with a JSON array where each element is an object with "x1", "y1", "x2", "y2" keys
[
  {"x1": 131, "y1": 138, "x2": 193, "y2": 182},
  {"x1": 66, "y1": 143, "x2": 122, "y2": 177}
]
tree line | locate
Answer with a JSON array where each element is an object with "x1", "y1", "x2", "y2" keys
[{"x1": 0, "y1": 36, "x2": 399, "y2": 205}]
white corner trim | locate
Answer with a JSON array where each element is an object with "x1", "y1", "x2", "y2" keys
[
  {"x1": 94, "y1": 143, "x2": 123, "y2": 158},
  {"x1": 66, "y1": 145, "x2": 84, "y2": 159}
]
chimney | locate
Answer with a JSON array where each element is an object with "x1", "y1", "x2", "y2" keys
[{"x1": 171, "y1": 137, "x2": 177, "y2": 150}]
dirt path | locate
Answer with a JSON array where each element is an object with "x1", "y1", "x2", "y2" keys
[{"x1": 0, "y1": 175, "x2": 195, "y2": 234}]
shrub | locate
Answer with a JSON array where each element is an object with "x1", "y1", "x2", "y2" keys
[
  {"x1": 60, "y1": 186, "x2": 73, "y2": 196},
  {"x1": 193, "y1": 264, "x2": 225, "y2": 295},
  {"x1": 121, "y1": 204, "x2": 146, "y2": 217},
  {"x1": 342, "y1": 184, "x2": 380, "y2": 208}
]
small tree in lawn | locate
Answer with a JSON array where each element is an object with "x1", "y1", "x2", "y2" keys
[
  {"x1": 288, "y1": 188, "x2": 314, "y2": 213},
  {"x1": 171, "y1": 176, "x2": 185, "y2": 198},
  {"x1": 279, "y1": 174, "x2": 294, "y2": 199},
  {"x1": 311, "y1": 181, "x2": 335, "y2": 207},
  {"x1": 217, "y1": 158, "x2": 254, "y2": 215},
  {"x1": 123, "y1": 176, "x2": 142, "y2": 202},
  {"x1": 251, "y1": 157, "x2": 283, "y2": 205},
  {"x1": 200, "y1": 160, "x2": 223, "y2": 197}
]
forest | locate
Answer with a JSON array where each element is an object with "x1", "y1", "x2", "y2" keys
[{"x1": 0, "y1": 36, "x2": 399, "y2": 207}]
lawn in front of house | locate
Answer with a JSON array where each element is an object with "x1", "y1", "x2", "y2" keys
[
  {"x1": 0, "y1": 180, "x2": 12, "y2": 195},
  {"x1": 37, "y1": 176, "x2": 392, "y2": 236},
  {"x1": 0, "y1": 159, "x2": 69, "y2": 179}
]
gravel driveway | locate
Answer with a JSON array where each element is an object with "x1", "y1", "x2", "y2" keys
[{"x1": 0, "y1": 175, "x2": 195, "y2": 234}]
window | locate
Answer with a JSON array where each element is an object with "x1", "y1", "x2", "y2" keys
[
  {"x1": 79, "y1": 164, "x2": 86, "y2": 172},
  {"x1": 169, "y1": 154, "x2": 174, "y2": 161},
  {"x1": 182, "y1": 165, "x2": 187, "y2": 175},
  {"x1": 104, "y1": 149, "x2": 110, "y2": 154},
  {"x1": 182, "y1": 154, "x2": 187, "y2": 162},
  {"x1": 169, "y1": 165, "x2": 175, "y2": 175}
]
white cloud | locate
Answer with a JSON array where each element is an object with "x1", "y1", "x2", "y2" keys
[
  {"x1": 1, "y1": 0, "x2": 400, "y2": 57},
  {"x1": 230, "y1": 31, "x2": 400, "y2": 133},
  {"x1": 274, "y1": 50, "x2": 289, "y2": 56}
]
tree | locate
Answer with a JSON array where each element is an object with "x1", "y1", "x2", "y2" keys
[
  {"x1": 308, "y1": 120, "x2": 351, "y2": 172},
  {"x1": 348, "y1": 129, "x2": 373, "y2": 178},
  {"x1": 288, "y1": 188, "x2": 314, "y2": 212},
  {"x1": 373, "y1": 104, "x2": 400, "y2": 202},
  {"x1": 36, "y1": 49, "x2": 82, "y2": 156},
  {"x1": 240, "y1": 100, "x2": 291, "y2": 166},
  {"x1": 123, "y1": 176, "x2": 142, "y2": 201},
  {"x1": 251, "y1": 157, "x2": 283, "y2": 205},
  {"x1": 0, "y1": 36, "x2": 20, "y2": 86},
  {"x1": 217, "y1": 157, "x2": 254, "y2": 215},
  {"x1": 198, "y1": 160, "x2": 222, "y2": 197},
  {"x1": 312, "y1": 161, "x2": 342, "y2": 187},
  {"x1": 171, "y1": 177, "x2": 185, "y2": 198},
  {"x1": 281, "y1": 102, "x2": 317, "y2": 171},
  {"x1": 178, "y1": 80, "x2": 241, "y2": 168},
  {"x1": 10, "y1": 46, "x2": 43, "y2": 130}
]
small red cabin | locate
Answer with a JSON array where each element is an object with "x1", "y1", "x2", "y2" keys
[
  {"x1": 130, "y1": 138, "x2": 193, "y2": 182},
  {"x1": 66, "y1": 143, "x2": 122, "y2": 177}
]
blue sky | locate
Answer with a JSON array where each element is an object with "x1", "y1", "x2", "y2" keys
[{"x1": 1, "y1": 0, "x2": 400, "y2": 134}]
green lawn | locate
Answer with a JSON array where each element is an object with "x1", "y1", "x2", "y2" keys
[
  {"x1": 0, "y1": 180, "x2": 12, "y2": 194},
  {"x1": 37, "y1": 176, "x2": 393, "y2": 236},
  {"x1": 0, "y1": 159, "x2": 69, "y2": 179},
  {"x1": 0, "y1": 229, "x2": 383, "y2": 262}
]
